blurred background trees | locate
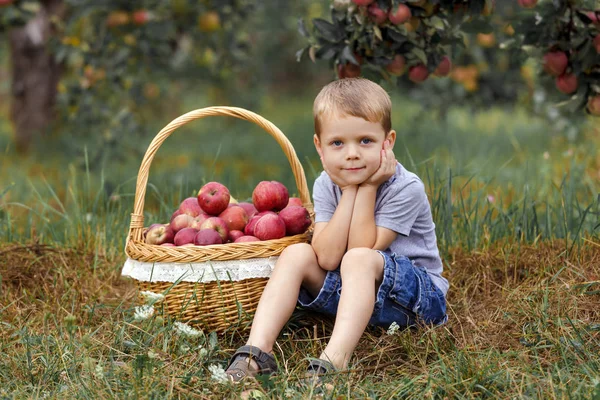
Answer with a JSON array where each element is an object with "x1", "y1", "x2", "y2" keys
[{"x1": 0, "y1": 0, "x2": 599, "y2": 161}]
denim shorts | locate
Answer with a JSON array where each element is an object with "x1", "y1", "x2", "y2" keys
[{"x1": 297, "y1": 252, "x2": 447, "y2": 328}]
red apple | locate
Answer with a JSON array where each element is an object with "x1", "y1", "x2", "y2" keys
[
  {"x1": 252, "y1": 181, "x2": 289, "y2": 212},
  {"x1": 238, "y1": 202, "x2": 258, "y2": 218},
  {"x1": 197, "y1": 182, "x2": 230, "y2": 215},
  {"x1": 385, "y1": 54, "x2": 406, "y2": 76},
  {"x1": 286, "y1": 197, "x2": 303, "y2": 208},
  {"x1": 179, "y1": 197, "x2": 204, "y2": 217},
  {"x1": 586, "y1": 11, "x2": 599, "y2": 25},
  {"x1": 337, "y1": 63, "x2": 361, "y2": 79},
  {"x1": 409, "y1": 64, "x2": 429, "y2": 83},
  {"x1": 556, "y1": 73, "x2": 578, "y2": 94},
  {"x1": 587, "y1": 95, "x2": 600, "y2": 116},
  {"x1": 170, "y1": 209, "x2": 182, "y2": 223},
  {"x1": 145, "y1": 224, "x2": 175, "y2": 245},
  {"x1": 434, "y1": 56, "x2": 452, "y2": 77},
  {"x1": 200, "y1": 216, "x2": 229, "y2": 242},
  {"x1": 194, "y1": 229, "x2": 223, "y2": 246},
  {"x1": 543, "y1": 51, "x2": 568, "y2": 76},
  {"x1": 228, "y1": 230, "x2": 245, "y2": 242},
  {"x1": 170, "y1": 213, "x2": 194, "y2": 233},
  {"x1": 234, "y1": 235, "x2": 261, "y2": 243},
  {"x1": 352, "y1": 0, "x2": 374, "y2": 5},
  {"x1": 518, "y1": 0, "x2": 537, "y2": 8},
  {"x1": 278, "y1": 206, "x2": 312, "y2": 236},
  {"x1": 594, "y1": 34, "x2": 600, "y2": 54},
  {"x1": 253, "y1": 214, "x2": 286, "y2": 241},
  {"x1": 244, "y1": 215, "x2": 260, "y2": 236},
  {"x1": 244, "y1": 211, "x2": 277, "y2": 236},
  {"x1": 132, "y1": 10, "x2": 152, "y2": 25},
  {"x1": 389, "y1": 4, "x2": 411, "y2": 25},
  {"x1": 189, "y1": 214, "x2": 209, "y2": 230},
  {"x1": 368, "y1": 3, "x2": 388, "y2": 25},
  {"x1": 219, "y1": 205, "x2": 249, "y2": 232},
  {"x1": 174, "y1": 228, "x2": 198, "y2": 246}
]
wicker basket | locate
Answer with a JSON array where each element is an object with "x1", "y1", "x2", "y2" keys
[{"x1": 124, "y1": 106, "x2": 313, "y2": 333}]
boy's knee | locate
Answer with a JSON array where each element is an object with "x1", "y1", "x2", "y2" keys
[
  {"x1": 340, "y1": 248, "x2": 383, "y2": 278},
  {"x1": 280, "y1": 243, "x2": 314, "y2": 259},
  {"x1": 275, "y1": 243, "x2": 316, "y2": 271}
]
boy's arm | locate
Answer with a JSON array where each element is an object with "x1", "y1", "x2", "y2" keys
[
  {"x1": 347, "y1": 186, "x2": 398, "y2": 250},
  {"x1": 311, "y1": 186, "x2": 358, "y2": 270},
  {"x1": 348, "y1": 141, "x2": 398, "y2": 250}
]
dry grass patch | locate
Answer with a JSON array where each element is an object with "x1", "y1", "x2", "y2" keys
[{"x1": 1, "y1": 239, "x2": 599, "y2": 398}]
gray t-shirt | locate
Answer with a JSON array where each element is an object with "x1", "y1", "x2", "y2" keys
[{"x1": 312, "y1": 162, "x2": 449, "y2": 296}]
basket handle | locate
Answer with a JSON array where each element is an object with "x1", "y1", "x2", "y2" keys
[{"x1": 128, "y1": 106, "x2": 312, "y2": 241}]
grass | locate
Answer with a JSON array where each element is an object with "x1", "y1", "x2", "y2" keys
[{"x1": 1, "y1": 88, "x2": 600, "y2": 398}]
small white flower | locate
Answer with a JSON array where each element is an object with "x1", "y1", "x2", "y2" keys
[
  {"x1": 140, "y1": 291, "x2": 165, "y2": 303},
  {"x1": 86, "y1": 213, "x2": 93, "y2": 222},
  {"x1": 284, "y1": 388, "x2": 297, "y2": 398},
  {"x1": 180, "y1": 344, "x2": 191, "y2": 353},
  {"x1": 133, "y1": 305, "x2": 154, "y2": 321},
  {"x1": 199, "y1": 347, "x2": 208, "y2": 358},
  {"x1": 174, "y1": 321, "x2": 203, "y2": 337},
  {"x1": 94, "y1": 363, "x2": 104, "y2": 379},
  {"x1": 387, "y1": 321, "x2": 400, "y2": 336},
  {"x1": 208, "y1": 364, "x2": 229, "y2": 383},
  {"x1": 148, "y1": 350, "x2": 159, "y2": 359}
]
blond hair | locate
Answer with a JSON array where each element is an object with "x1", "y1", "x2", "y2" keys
[{"x1": 313, "y1": 78, "x2": 392, "y2": 137}]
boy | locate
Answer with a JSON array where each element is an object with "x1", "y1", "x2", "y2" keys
[{"x1": 225, "y1": 78, "x2": 448, "y2": 382}]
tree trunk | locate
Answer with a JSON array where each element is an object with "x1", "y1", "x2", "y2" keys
[{"x1": 9, "y1": 0, "x2": 64, "y2": 153}]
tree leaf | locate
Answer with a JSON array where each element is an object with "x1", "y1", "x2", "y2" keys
[
  {"x1": 411, "y1": 48, "x2": 428, "y2": 64},
  {"x1": 341, "y1": 45, "x2": 359, "y2": 65},
  {"x1": 313, "y1": 18, "x2": 343, "y2": 43},
  {"x1": 297, "y1": 18, "x2": 309, "y2": 38}
]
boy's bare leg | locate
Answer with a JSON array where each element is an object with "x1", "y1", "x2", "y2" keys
[
  {"x1": 236, "y1": 243, "x2": 326, "y2": 371},
  {"x1": 320, "y1": 248, "x2": 384, "y2": 370}
]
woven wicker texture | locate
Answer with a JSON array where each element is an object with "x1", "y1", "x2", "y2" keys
[
  {"x1": 139, "y1": 278, "x2": 267, "y2": 333},
  {"x1": 124, "y1": 106, "x2": 313, "y2": 332}
]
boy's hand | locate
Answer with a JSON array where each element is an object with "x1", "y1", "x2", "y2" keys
[
  {"x1": 321, "y1": 157, "x2": 358, "y2": 192},
  {"x1": 361, "y1": 140, "x2": 396, "y2": 188}
]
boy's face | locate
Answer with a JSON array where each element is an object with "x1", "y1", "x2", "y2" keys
[{"x1": 314, "y1": 114, "x2": 396, "y2": 186}]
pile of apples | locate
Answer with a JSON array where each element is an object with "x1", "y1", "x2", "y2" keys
[{"x1": 143, "y1": 181, "x2": 312, "y2": 247}]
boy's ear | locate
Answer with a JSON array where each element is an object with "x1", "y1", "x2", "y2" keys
[
  {"x1": 313, "y1": 134, "x2": 323, "y2": 158},
  {"x1": 386, "y1": 130, "x2": 397, "y2": 149}
]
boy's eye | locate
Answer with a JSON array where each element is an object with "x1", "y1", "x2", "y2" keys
[
  {"x1": 331, "y1": 140, "x2": 343, "y2": 146},
  {"x1": 361, "y1": 138, "x2": 372, "y2": 144}
]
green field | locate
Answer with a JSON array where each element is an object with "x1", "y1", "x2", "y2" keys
[{"x1": 1, "y1": 88, "x2": 600, "y2": 398}]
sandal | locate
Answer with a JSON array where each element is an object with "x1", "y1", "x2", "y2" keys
[
  {"x1": 224, "y1": 345, "x2": 278, "y2": 383},
  {"x1": 304, "y1": 358, "x2": 336, "y2": 386}
]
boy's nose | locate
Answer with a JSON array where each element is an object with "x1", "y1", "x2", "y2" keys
[{"x1": 345, "y1": 145, "x2": 360, "y2": 159}]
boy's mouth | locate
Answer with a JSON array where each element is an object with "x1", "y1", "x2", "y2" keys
[{"x1": 344, "y1": 167, "x2": 365, "y2": 171}]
